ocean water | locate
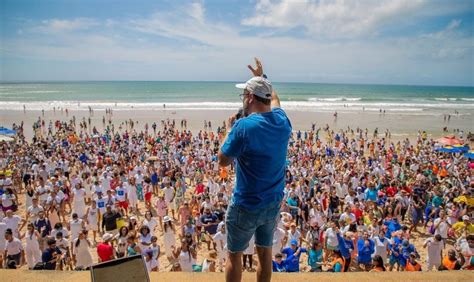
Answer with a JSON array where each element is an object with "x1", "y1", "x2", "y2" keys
[{"x1": 0, "y1": 81, "x2": 473, "y2": 115}]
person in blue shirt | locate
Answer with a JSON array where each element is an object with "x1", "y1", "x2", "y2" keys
[
  {"x1": 307, "y1": 239, "x2": 324, "y2": 272},
  {"x1": 337, "y1": 230, "x2": 354, "y2": 271},
  {"x1": 280, "y1": 239, "x2": 307, "y2": 272},
  {"x1": 219, "y1": 58, "x2": 292, "y2": 282},
  {"x1": 357, "y1": 231, "x2": 375, "y2": 271},
  {"x1": 365, "y1": 184, "x2": 378, "y2": 203},
  {"x1": 384, "y1": 217, "x2": 402, "y2": 239},
  {"x1": 388, "y1": 232, "x2": 403, "y2": 271},
  {"x1": 400, "y1": 239, "x2": 418, "y2": 269},
  {"x1": 272, "y1": 253, "x2": 286, "y2": 272}
]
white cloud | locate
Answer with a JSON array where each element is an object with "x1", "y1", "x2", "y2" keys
[
  {"x1": 446, "y1": 19, "x2": 461, "y2": 30},
  {"x1": 1, "y1": 2, "x2": 472, "y2": 85},
  {"x1": 35, "y1": 18, "x2": 98, "y2": 33},
  {"x1": 242, "y1": 0, "x2": 426, "y2": 38},
  {"x1": 189, "y1": 2, "x2": 205, "y2": 23}
]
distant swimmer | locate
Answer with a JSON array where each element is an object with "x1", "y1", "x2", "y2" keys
[
  {"x1": 23, "y1": 104, "x2": 26, "y2": 113},
  {"x1": 163, "y1": 103, "x2": 166, "y2": 109}
]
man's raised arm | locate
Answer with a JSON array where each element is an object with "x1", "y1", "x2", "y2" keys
[{"x1": 271, "y1": 90, "x2": 281, "y2": 109}]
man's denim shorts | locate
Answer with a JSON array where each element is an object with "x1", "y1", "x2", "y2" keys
[{"x1": 226, "y1": 200, "x2": 281, "y2": 253}]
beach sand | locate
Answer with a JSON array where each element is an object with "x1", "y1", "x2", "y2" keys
[
  {"x1": 0, "y1": 269, "x2": 473, "y2": 282},
  {"x1": 1, "y1": 107, "x2": 473, "y2": 276},
  {"x1": 1, "y1": 108, "x2": 473, "y2": 141}
]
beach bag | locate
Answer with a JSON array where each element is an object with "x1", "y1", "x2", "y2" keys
[
  {"x1": 116, "y1": 218, "x2": 127, "y2": 229},
  {"x1": 428, "y1": 224, "x2": 435, "y2": 235},
  {"x1": 33, "y1": 262, "x2": 46, "y2": 270},
  {"x1": 192, "y1": 264, "x2": 202, "y2": 272}
]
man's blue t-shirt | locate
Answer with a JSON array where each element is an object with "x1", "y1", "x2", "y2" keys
[
  {"x1": 221, "y1": 107, "x2": 292, "y2": 209},
  {"x1": 272, "y1": 260, "x2": 286, "y2": 272},
  {"x1": 281, "y1": 247, "x2": 306, "y2": 272}
]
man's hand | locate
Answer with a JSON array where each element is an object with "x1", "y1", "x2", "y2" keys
[
  {"x1": 226, "y1": 115, "x2": 237, "y2": 132},
  {"x1": 248, "y1": 57, "x2": 263, "y2": 77}
]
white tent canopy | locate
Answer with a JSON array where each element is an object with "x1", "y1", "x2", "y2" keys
[{"x1": 0, "y1": 135, "x2": 15, "y2": 142}]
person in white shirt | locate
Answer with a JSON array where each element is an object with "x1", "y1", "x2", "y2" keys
[
  {"x1": 423, "y1": 234, "x2": 444, "y2": 270},
  {"x1": 339, "y1": 206, "x2": 356, "y2": 225},
  {"x1": 372, "y1": 229, "x2": 390, "y2": 263},
  {"x1": 212, "y1": 224, "x2": 227, "y2": 272},
  {"x1": 457, "y1": 233, "x2": 474, "y2": 269},
  {"x1": 163, "y1": 184, "x2": 175, "y2": 219},
  {"x1": 434, "y1": 210, "x2": 450, "y2": 245},
  {"x1": 144, "y1": 249, "x2": 158, "y2": 272},
  {"x1": 2, "y1": 210, "x2": 23, "y2": 238},
  {"x1": 26, "y1": 198, "x2": 44, "y2": 223},
  {"x1": 286, "y1": 223, "x2": 301, "y2": 247},
  {"x1": 142, "y1": 211, "x2": 158, "y2": 236},
  {"x1": 35, "y1": 179, "x2": 50, "y2": 206},
  {"x1": 85, "y1": 200, "x2": 100, "y2": 243},
  {"x1": 324, "y1": 221, "x2": 339, "y2": 258},
  {"x1": 95, "y1": 192, "x2": 107, "y2": 215},
  {"x1": 3, "y1": 228, "x2": 25, "y2": 268},
  {"x1": 272, "y1": 227, "x2": 286, "y2": 256},
  {"x1": 68, "y1": 213, "x2": 85, "y2": 243},
  {"x1": 115, "y1": 182, "x2": 129, "y2": 217},
  {"x1": 71, "y1": 185, "x2": 87, "y2": 219}
]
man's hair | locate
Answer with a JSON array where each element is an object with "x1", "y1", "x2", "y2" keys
[{"x1": 253, "y1": 94, "x2": 271, "y2": 105}]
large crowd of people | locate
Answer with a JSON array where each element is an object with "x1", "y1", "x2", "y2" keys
[{"x1": 0, "y1": 111, "x2": 473, "y2": 273}]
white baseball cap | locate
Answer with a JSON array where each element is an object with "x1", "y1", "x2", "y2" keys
[
  {"x1": 462, "y1": 215, "x2": 470, "y2": 221},
  {"x1": 102, "y1": 233, "x2": 113, "y2": 241},
  {"x1": 236, "y1": 76, "x2": 272, "y2": 100}
]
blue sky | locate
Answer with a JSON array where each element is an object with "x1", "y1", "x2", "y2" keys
[{"x1": 1, "y1": 0, "x2": 473, "y2": 86}]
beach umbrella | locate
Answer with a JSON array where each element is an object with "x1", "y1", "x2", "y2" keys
[
  {"x1": 464, "y1": 150, "x2": 474, "y2": 159},
  {"x1": 0, "y1": 135, "x2": 14, "y2": 142},
  {"x1": 454, "y1": 195, "x2": 474, "y2": 207},
  {"x1": 453, "y1": 144, "x2": 469, "y2": 153},
  {"x1": 0, "y1": 127, "x2": 16, "y2": 136},
  {"x1": 436, "y1": 135, "x2": 464, "y2": 146},
  {"x1": 435, "y1": 146, "x2": 457, "y2": 153}
]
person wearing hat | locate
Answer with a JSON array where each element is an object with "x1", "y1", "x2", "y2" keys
[
  {"x1": 219, "y1": 58, "x2": 291, "y2": 282},
  {"x1": 400, "y1": 239, "x2": 419, "y2": 270},
  {"x1": 97, "y1": 233, "x2": 115, "y2": 263},
  {"x1": 280, "y1": 239, "x2": 307, "y2": 272},
  {"x1": 163, "y1": 216, "x2": 176, "y2": 259}
]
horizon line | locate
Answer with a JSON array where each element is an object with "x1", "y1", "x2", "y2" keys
[{"x1": 0, "y1": 79, "x2": 473, "y2": 88}]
